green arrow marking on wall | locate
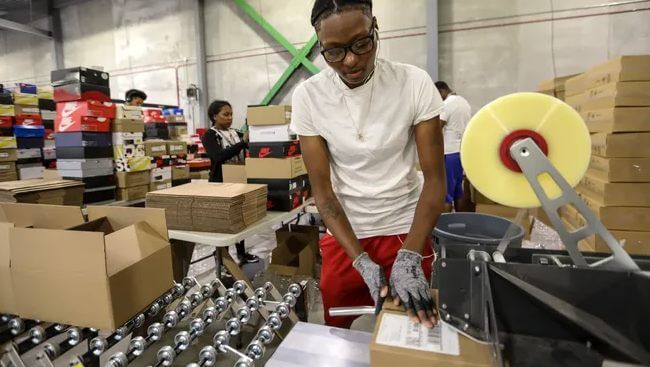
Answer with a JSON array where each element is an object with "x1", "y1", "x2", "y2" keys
[{"x1": 233, "y1": 0, "x2": 320, "y2": 105}]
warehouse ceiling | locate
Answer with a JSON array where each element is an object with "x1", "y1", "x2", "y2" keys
[{"x1": 0, "y1": 0, "x2": 49, "y2": 23}]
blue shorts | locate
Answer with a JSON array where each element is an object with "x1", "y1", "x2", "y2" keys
[{"x1": 444, "y1": 153, "x2": 464, "y2": 204}]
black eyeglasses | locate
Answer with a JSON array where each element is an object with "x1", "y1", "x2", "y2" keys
[{"x1": 320, "y1": 19, "x2": 376, "y2": 63}]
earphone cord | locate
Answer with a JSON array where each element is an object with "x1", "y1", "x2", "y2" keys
[{"x1": 397, "y1": 235, "x2": 437, "y2": 261}]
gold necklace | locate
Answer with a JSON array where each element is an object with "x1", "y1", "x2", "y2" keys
[{"x1": 339, "y1": 69, "x2": 376, "y2": 142}]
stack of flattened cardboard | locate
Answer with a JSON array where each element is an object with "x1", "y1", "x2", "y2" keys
[
  {"x1": 537, "y1": 73, "x2": 578, "y2": 101},
  {"x1": 0, "y1": 179, "x2": 85, "y2": 206},
  {"x1": 146, "y1": 182, "x2": 267, "y2": 233}
]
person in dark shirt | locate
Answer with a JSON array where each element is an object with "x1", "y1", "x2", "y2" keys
[{"x1": 201, "y1": 100, "x2": 260, "y2": 264}]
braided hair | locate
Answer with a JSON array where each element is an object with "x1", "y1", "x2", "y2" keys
[{"x1": 311, "y1": 0, "x2": 373, "y2": 30}]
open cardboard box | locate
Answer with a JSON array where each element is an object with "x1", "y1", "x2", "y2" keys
[
  {"x1": 9, "y1": 205, "x2": 172, "y2": 330},
  {"x1": 269, "y1": 225, "x2": 319, "y2": 278},
  {"x1": 0, "y1": 203, "x2": 85, "y2": 315}
]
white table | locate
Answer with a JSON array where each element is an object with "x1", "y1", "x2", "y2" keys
[
  {"x1": 168, "y1": 199, "x2": 314, "y2": 247},
  {"x1": 266, "y1": 322, "x2": 372, "y2": 367}
]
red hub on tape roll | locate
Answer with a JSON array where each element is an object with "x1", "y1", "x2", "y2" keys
[{"x1": 499, "y1": 129, "x2": 549, "y2": 173}]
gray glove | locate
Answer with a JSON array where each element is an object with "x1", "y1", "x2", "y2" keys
[
  {"x1": 352, "y1": 252, "x2": 386, "y2": 304},
  {"x1": 390, "y1": 249, "x2": 434, "y2": 313}
]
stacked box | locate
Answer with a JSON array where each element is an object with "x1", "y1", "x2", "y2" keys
[
  {"x1": 112, "y1": 105, "x2": 152, "y2": 200},
  {"x1": 0, "y1": 134, "x2": 18, "y2": 181},
  {"x1": 39, "y1": 86, "x2": 57, "y2": 168},
  {"x1": 163, "y1": 108, "x2": 188, "y2": 139},
  {"x1": 14, "y1": 125, "x2": 45, "y2": 180},
  {"x1": 560, "y1": 55, "x2": 650, "y2": 255},
  {"x1": 165, "y1": 140, "x2": 189, "y2": 187},
  {"x1": 52, "y1": 67, "x2": 116, "y2": 203},
  {"x1": 537, "y1": 74, "x2": 578, "y2": 101},
  {"x1": 245, "y1": 104, "x2": 310, "y2": 211}
]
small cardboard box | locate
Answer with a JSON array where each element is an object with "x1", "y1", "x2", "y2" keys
[
  {"x1": 116, "y1": 170, "x2": 151, "y2": 188},
  {"x1": 144, "y1": 141, "x2": 168, "y2": 158},
  {"x1": 116, "y1": 105, "x2": 143, "y2": 120},
  {"x1": 115, "y1": 156, "x2": 152, "y2": 173},
  {"x1": 167, "y1": 141, "x2": 187, "y2": 156},
  {"x1": 268, "y1": 189, "x2": 303, "y2": 212},
  {"x1": 13, "y1": 93, "x2": 38, "y2": 106},
  {"x1": 246, "y1": 156, "x2": 306, "y2": 179},
  {"x1": 584, "y1": 82, "x2": 650, "y2": 110},
  {"x1": 171, "y1": 165, "x2": 190, "y2": 181},
  {"x1": 579, "y1": 190, "x2": 650, "y2": 231},
  {"x1": 247, "y1": 105, "x2": 291, "y2": 126},
  {"x1": 0, "y1": 149, "x2": 17, "y2": 162},
  {"x1": 151, "y1": 167, "x2": 172, "y2": 182},
  {"x1": 0, "y1": 203, "x2": 86, "y2": 314},
  {"x1": 0, "y1": 104, "x2": 16, "y2": 117},
  {"x1": 223, "y1": 164, "x2": 247, "y2": 183},
  {"x1": 112, "y1": 118, "x2": 145, "y2": 133},
  {"x1": 248, "y1": 141, "x2": 301, "y2": 158},
  {"x1": 149, "y1": 180, "x2": 172, "y2": 192},
  {"x1": 10, "y1": 206, "x2": 173, "y2": 330},
  {"x1": 249, "y1": 124, "x2": 295, "y2": 143},
  {"x1": 588, "y1": 157, "x2": 650, "y2": 183},
  {"x1": 579, "y1": 172, "x2": 650, "y2": 206},
  {"x1": 117, "y1": 185, "x2": 149, "y2": 201},
  {"x1": 113, "y1": 132, "x2": 144, "y2": 146},
  {"x1": 270, "y1": 225, "x2": 318, "y2": 278},
  {"x1": 591, "y1": 132, "x2": 650, "y2": 158},
  {"x1": 583, "y1": 107, "x2": 650, "y2": 133},
  {"x1": 13, "y1": 105, "x2": 40, "y2": 117},
  {"x1": 0, "y1": 137, "x2": 17, "y2": 149},
  {"x1": 584, "y1": 56, "x2": 650, "y2": 90}
]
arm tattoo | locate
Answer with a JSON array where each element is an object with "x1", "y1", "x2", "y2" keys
[{"x1": 319, "y1": 199, "x2": 342, "y2": 221}]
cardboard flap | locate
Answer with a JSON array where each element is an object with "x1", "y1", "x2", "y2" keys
[
  {"x1": 0, "y1": 222, "x2": 14, "y2": 266},
  {"x1": 0, "y1": 203, "x2": 84, "y2": 229},
  {"x1": 87, "y1": 206, "x2": 169, "y2": 241},
  {"x1": 0, "y1": 222, "x2": 15, "y2": 313},
  {"x1": 104, "y1": 222, "x2": 170, "y2": 276}
]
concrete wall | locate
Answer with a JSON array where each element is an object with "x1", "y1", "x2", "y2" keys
[{"x1": 1, "y1": 0, "x2": 649, "y2": 128}]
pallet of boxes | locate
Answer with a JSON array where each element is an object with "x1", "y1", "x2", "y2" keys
[
  {"x1": 164, "y1": 108, "x2": 190, "y2": 187},
  {"x1": 0, "y1": 86, "x2": 17, "y2": 182},
  {"x1": 113, "y1": 104, "x2": 151, "y2": 201},
  {"x1": 11, "y1": 83, "x2": 46, "y2": 180},
  {"x1": 39, "y1": 87, "x2": 57, "y2": 169},
  {"x1": 560, "y1": 55, "x2": 650, "y2": 255},
  {"x1": 538, "y1": 74, "x2": 577, "y2": 102},
  {"x1": 245, "y1": 105, "x2": 311, "y2": 211},
  {"x1": 52, "y1": 67, "x2": 118, "y2": 204}
]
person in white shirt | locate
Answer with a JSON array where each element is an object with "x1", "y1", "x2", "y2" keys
[
  {"x1": 435, "y1": 81, "x2": 474, "y2": 212},
  {"x1": 291, "y1": 0, "x2": 446, "y2": 329}
]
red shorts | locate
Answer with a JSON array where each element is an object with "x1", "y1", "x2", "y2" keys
[{"x1": 320, "y1": 233, "x2": 434, "y2": 328}]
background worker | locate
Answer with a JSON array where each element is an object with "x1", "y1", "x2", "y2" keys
[{"x1": 124, "y1": 89, "x2": 147, "y2": 106}]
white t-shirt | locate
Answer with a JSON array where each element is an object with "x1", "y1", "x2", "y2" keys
[
  {"x1": 290, "y1": 59, "x2": 444, "y2": 239},
  {"x1": 440, "y1": 94, "x2": 472, "y2": 155}
]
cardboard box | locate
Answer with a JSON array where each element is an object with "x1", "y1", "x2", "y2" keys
[
  {"x1": 588, "y1": 157, "x2": 650, "y2": 182},
  {"x1": 591, "y1": 132, "x2": 650, "y2": 158},
  {"x1": 579, "y1": 172, "x2": 650, "y2": 206},
  {"x1": 15, "y1": 116, "x2": 43, "y2": 126},
  {"x1": 584, "y1": 82, "x2": 650, "y2": 110},
  {"x1": 594, "y1": 230, "x2": 650, "y2": 255},
  {"x1": 58, "y1": 167, "x2": 114, "y2": 179},
  {"x1": 168, "y1": 123, "x2": 188, "y2": 138},
  {"x1": 113, "y1": 132, "x2": 143, "y2": 146},
  {"x1": 117, "y1": 185, "x2": 149, "y2": 201},
  {"x1": 565, "y1": 73, "x2": 588, "y2": 97},
  {"x1": 63, "y1": 174, "x2": 115, "y2": 190},
  {"x1": 246, "y1": 156, "x2": 306, "y2": 179},
  {"x1": 370, "y1": 309, "x2": 492, "y2": 367},
  {"x1": 56, "y1": 100, "x2": 116, "y2": 119},
  {"x1": 116, "y1": 105, "x2": 143, "y2": 120},
  {"x1": 247, "y1": 105, "x2": 291, "y2": 126},
  {"x1": 149, "y1": 180, "x2": 172, "y2": 192},
  {"x1": 57, "y1": 158, "x2": 114, "y2": 171},
  {"x1": 16, "y1": 148, "x2": 42, "y2": 160},
  {"x1": 171, "y1": 165, "x2": 190, "y2": 181},
  {"x1": 144, "y1": 123, "x2": 170, "y2": 140},
  {"x1": 0, "y1": 149, "x2": 17, "y2": 162},
  {"x1": 0, "y1": 105, "x2": 15, "y2": 117},
  {"x1": 51, "y1": 67, "x2": 110, "y2": 87},
  {"x1": 248, "y1": 141, "x2": 301, "y2": 158},
  {"x1": 584, "y1": 56, "x2": 650, "y2": 90},
  {"x1": 270, "y1": 224, "x2": 318, "y2": 278},
  {"x1": 0, "y1": 137, "x2": 17, "y2": 149},
  {"x1": 40, "y1": 110, "x2": 56, "y2": 120},
  {"x1": 144, "y1": 141, "x2": 168, "y2": 158},
  {"x1": 114, "y1": 144, "x2": 146, "y2": 160},
  {"x1": 10, "y1": 206, "x2": 173, "y2": 329},
  {"x1": 16, "y1": 83, "x2": 37, "y2": 94},
  {"x1": 0, "y1": 116, "x2": 13, "y2": 128},
  {"x1": 14, "y1": 125, "x2": 45, "y2": 139},
  {"x1": 115, "y1": 156, "x2": 151, "y2": 173},
  {"x1": 249, "y1": 124, "x2": 295, "y2": 143},
  {"x1": 151, "y1": 167, "x2": 172, "y2": 182},
  {"x1": 247, "y1": 176, "x2": 308, "y2": 191},
  {"x1": 13, "y1": 93, "x2": 38, "y2": 106},
  {"x1": 538, "y1": 74, "x2": 578, "y2": 93},
  {"x1": 189, "y1": 170, "x2": 210, "y2": 180},
  {"x1": 83, "y1": 187, "x2": 116, "y2": 204},
  {"x1": 39, "y1": 97, "x2": 56, "y2": 109},
  {"x1": 53, "y1": 81, "x2": 111, "y2": 103},
  {"x1": 268, "y1": 189, "x2": 303, "y2": 212},
  {"x1": 14, "y1": 105, "x2": 40, "y2": 117},
  {"x1": 17, "y1": 164, "x2": 44, "y2": 180},
  {"x1": 565, "y1": 92, "x2": 589, "y2": 113},
  {"x1": 583, "y1": 107, "x2": 650, "y2": 133},
  {"x1": 223, "y1": 164, "x2": 247, "y2": 183},
  {"x1": 112, "y1": 118, "x2": 145, "y2": 133},
  {"x1": 115, "y1": 170, "x2": 150, "y2": 188},
  {"x1": 0, "y1": 203, "x2": 86, "y2": 314},
  {"x1": 55, "y1": 115, "x2": 111, "y2": 133},
  {"x1": 166, "y1": 141, "x2": 187, "y2": 156},
  {"x1": 55, "y1": 132, "x2": 113, "y2": 147},
  {"x1": 56, "y1": 146, "x2": 113, "y2": 159},
  {"x1": 579, "y1": 190, "x2": 650, "y2": 231}
]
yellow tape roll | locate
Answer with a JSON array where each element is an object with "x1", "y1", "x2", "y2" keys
[{"x1": 460, "y1": 93, "x2": 591, "y2": 208}]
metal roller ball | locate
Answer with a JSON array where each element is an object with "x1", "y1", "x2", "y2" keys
[
  {"x1": 54, "y1": 324, "x2": 68, "y2": 332},
  {"x1": 199, "y1": 345, "x2": 218, "y2": 366},
  {"x1": 148, "y1": 301, "x2": 162, "y2": 316},
  {"x1": 29, "y1": 325, "x2": 45, "y2": 344},
  {"x1": 203, "y1": 307, "x2": 217, "y2": 324},
  {"x1": 226, "y1": 317, "x2": 241, "y2": 336},
  {"x1": 174, "y1": 331, "x2": 191, "y2": 351},
  {"x1": 106, "y1": 352, "x2": 128, "y2": 367},
  {"x1": 214, "y1": 297, "x2": 228, "y2": 313},
  {"x1": 225, "y1": 289, "x2": 236, "y2": 302},
  {"x1": 190, "y1": 318, "x2": 206, "y2": 335},
  {"x1": 8, "y1": 318, "x2": 25, "y2": 335},
  {"x1": 163, "y1": 293, "x2": 174, "y2": 306},
  {"x1": 67, "y1": 327, "x2": 82, "y2": 346},
  {"x1": 200, "y1": 284, "x2": 214, "y2": 299},
  {"x1": 235, "y1": 357, "x2": 255, "y2": 367},
  {"x1": 233, "y1": 280, "x2": 247, "y2": 295},
  {"x1": 254, "y1": 287, "x2": 267, "y2": 303},
  {"x1": 179, "y1": 299, "x2": 193, "y2": 315},
  {"x1": 246, "y1": 340, "x2": 265, "y2": 360},
  {"x1": 156, "y1": 345, "x2": 176, "y2": 366},
  {"x1": 288, "y1": 283, "x2": 302, "y2": 298},
  {"x1": 42, "y1": 343, "x2": 59, "y2": 360},
  {"x1": 237, "y1": 307, "x2": 251, "y2": 324},
  {"x1": 134, "y1": 314, "x2": 146, "y2": 328},
  {"x1": 266, "y1": 313, "x2": 282, "y2": 331},
  {"x1": 213, "y1": 330, "x2": 230, "y2": 351},
  {"x1": 127, "y1": 336, "x2": 146, "y2": 356},
  {"x1": 276, "y1": 303, "x2": 290, "y2": 320},
  {"x1": 210, "y1": 279, "x2": 221, "y2": 291},
  {"x1": 264, "y1": 282, "x2": 274, "y2": 292},
  {"x1": 115, "y1": 326, "x2": 129, "y2": 341},
  {"x1": 172, "y1": 283, "x2": 185, "y2": 298},
  {"x1": 148, "y1": 323, "x2": 165, "y2": 341},
  {"x1": 190, "y1": 292, "x2": 204, "y2": 306},
  {"x1": 282, "y1": 294, "x2": 297, "y2": 308},
  {"x1": 163, "y1": 310, "x2": 179, "y2": 328},
  {"x1": 182, "y1": 277, "x2": 196, "y2": 290},
  {"x1": 89, "y1": 336, "x2": 107, "y2": 356},
  {"x1": 245, "y1": 297, "x2": 259, "y2": 312},
  {"x1": 256, "y1": 325, "x2": 274, "y2": 345}
]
